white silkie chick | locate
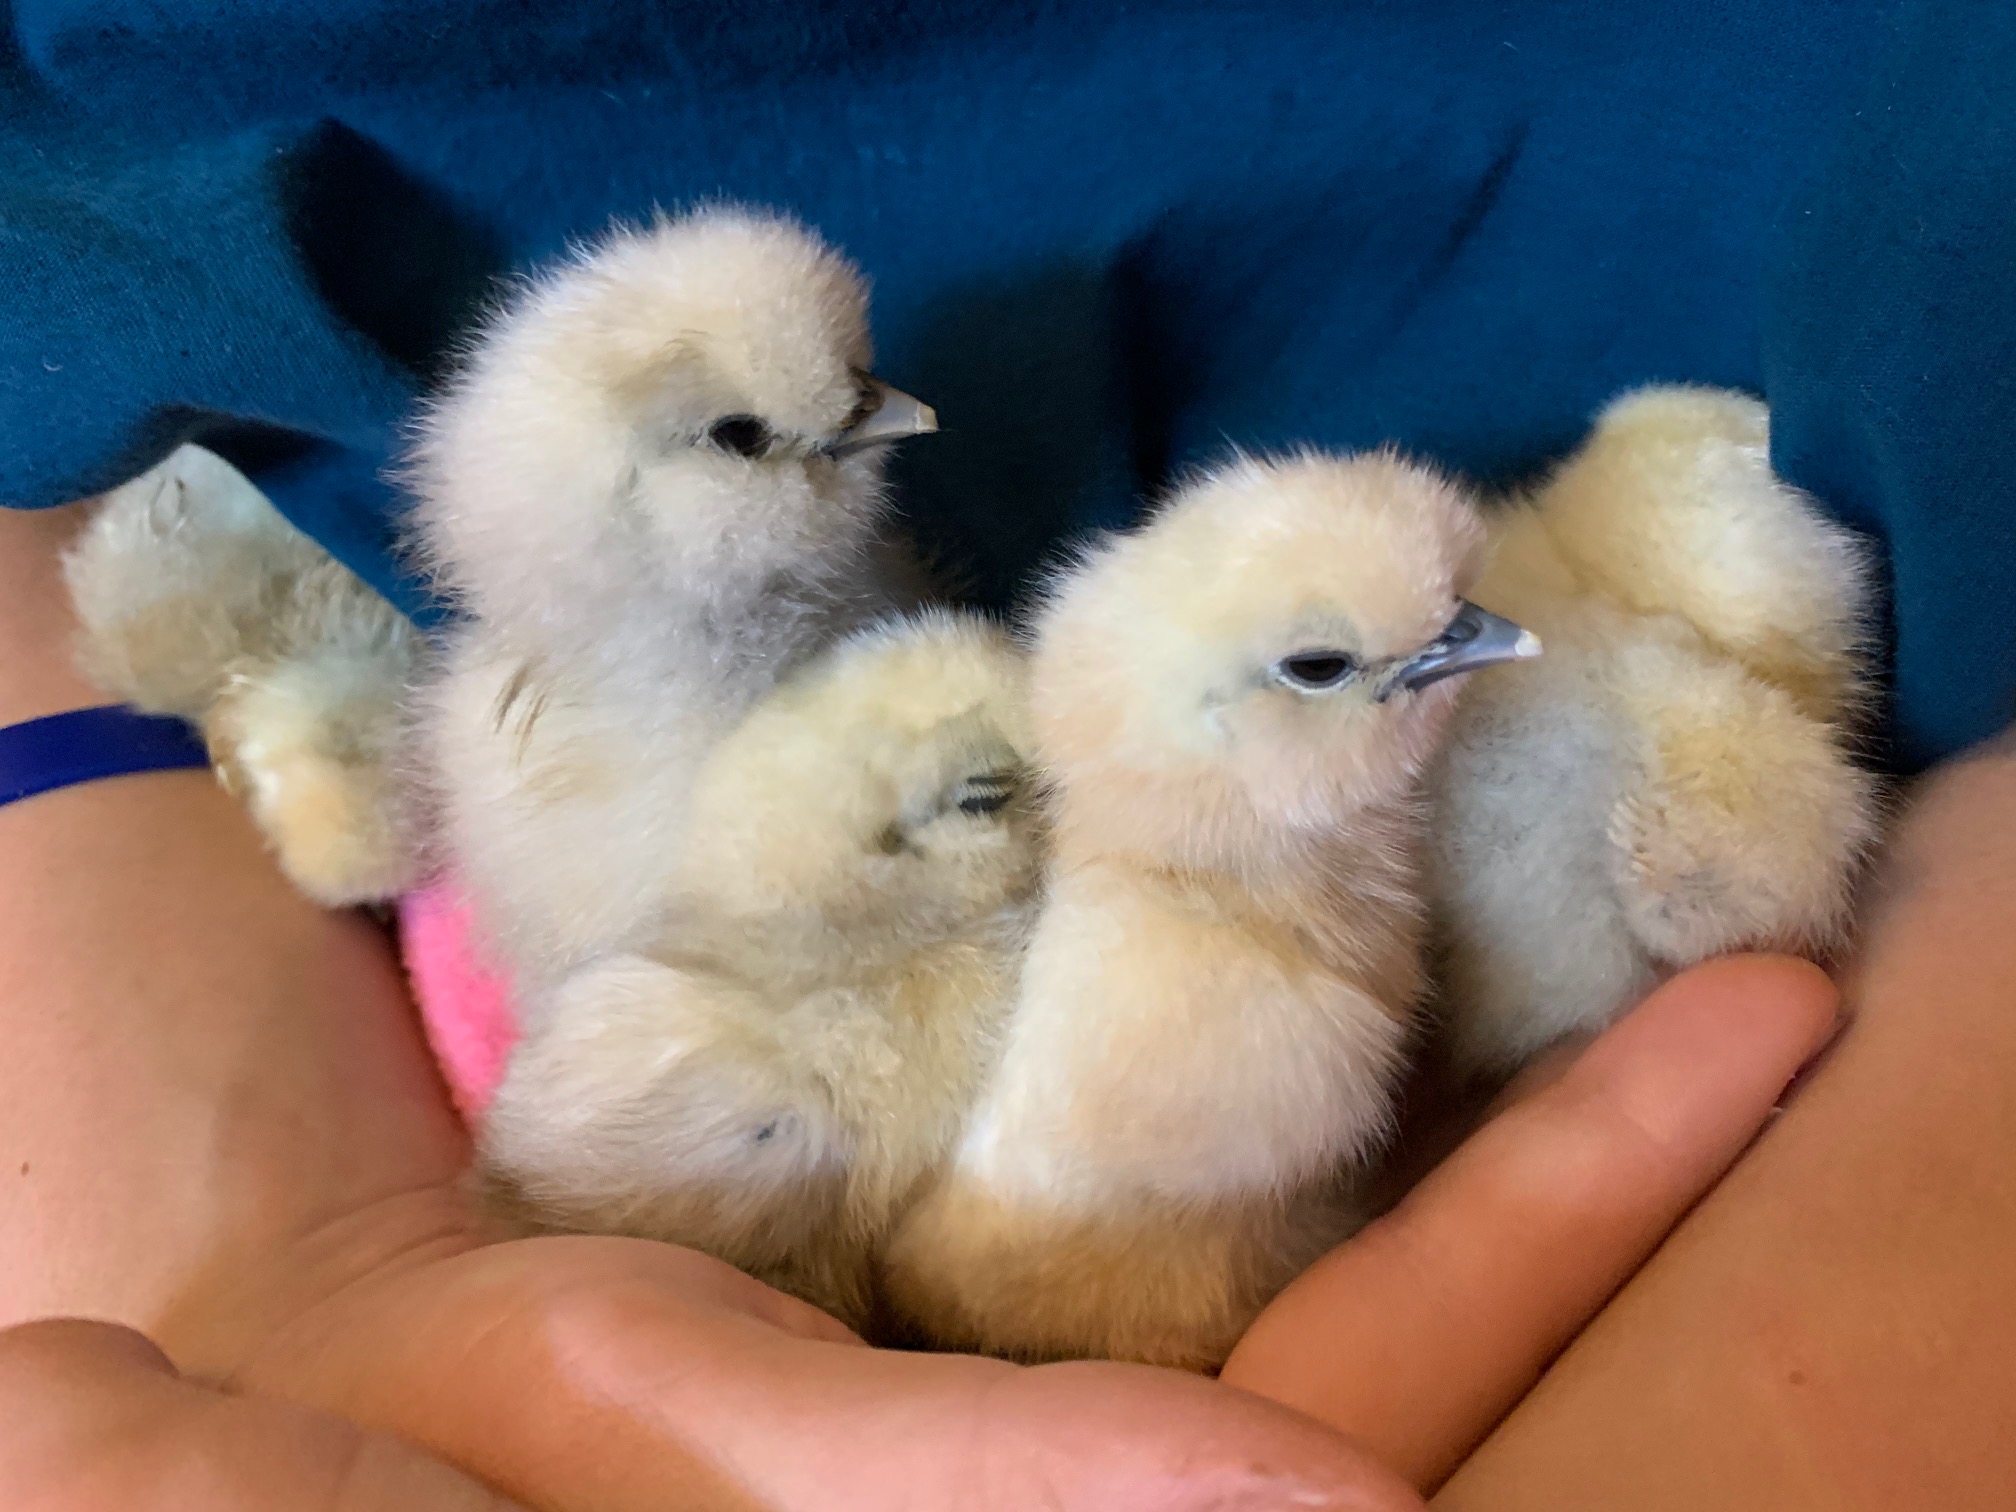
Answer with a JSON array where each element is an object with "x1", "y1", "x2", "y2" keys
[
  {"x1": 1429, "y1": 385, "x2": 1880, "y2": 1074},
  {"x1": 407, "y1": 206, "x2": 937, "y2": 987},
  {"x1": 62, "y1": 443, "x2": 420, "y2": 903},
  {"x1": 480, "y1": 610, "x2": 1040, "y2": 1328},
  {"x1": 880, "y1": 451, "x2": 1542, "y2": 1370}
]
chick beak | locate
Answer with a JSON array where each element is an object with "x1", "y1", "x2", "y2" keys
[
  {"x1": 830, "y1": 378, "x2": 939, "y2": 456},
  {"x1": 1375, "y1": 601, "x2": 1542, "y2": 702}
]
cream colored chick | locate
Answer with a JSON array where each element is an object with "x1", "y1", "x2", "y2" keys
[
  {"x1": 880, "y1": 452, "x2": 1542, "y2": 1370},
  {"x1": 480, "y1": 610, "x2": 1039, "y2": 1328},
  {"x1": 409, "y1": 206, "x2": 936, "y2": 989},
  {"x1": 62, "y1": 443, "x2": 420, "y2": 903},
  {"x1": 1429, "y1": 385, "x2": 1880, "y2": 1073}
]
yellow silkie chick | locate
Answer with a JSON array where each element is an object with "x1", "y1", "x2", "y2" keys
[
  {"x1": 480, "y1": 610, "x2": 1039, "y2": 1328},
  {"x1": 1428, "y1": 384, "x2": 1881, "y2": 1073},
  {"x1": 880, "y1": 450, "x2": 1541, "y2": 1370}
]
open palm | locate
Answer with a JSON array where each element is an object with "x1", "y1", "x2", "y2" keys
[{"x1": 180, "y1": 955, "x2": 1834, "y2": 1512}]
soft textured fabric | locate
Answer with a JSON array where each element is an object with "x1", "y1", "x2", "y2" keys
[
  {"x1": 398, "y1": 880, "x2": 517, "y2": 1120},
  {"x1": 2, "y1": 0, "x2": 2009, "y2": 769}
]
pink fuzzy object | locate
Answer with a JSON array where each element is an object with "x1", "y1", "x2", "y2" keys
[{"x1": 398, "y1": 882, "x2": 520, "y2": 1121}]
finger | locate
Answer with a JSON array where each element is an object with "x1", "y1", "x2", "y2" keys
[
  {"x1": 1360, "y1": 1030, "x2": 1598, "y2": 1214},
  {"x1": 1481, "y1": 1031, "x2": 1595, "y2": 1116},
  {"x1": 1220, "y1": 953, "x2": 1838, "y2": 1491},
  {"x1": 0, "y1": 1315, "x2": 181, "y2": 1379},
  {"x1": 0, "y1": 1316, "x2": 524, "y2": 1510}
]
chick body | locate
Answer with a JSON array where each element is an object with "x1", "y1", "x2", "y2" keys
[
  {"x1": 62, "y1": 444, "x2": 420, "y2": 903},
  {"x1": 1430, "y1": 385, "x2": 1880, "y2": 1072},
  {"x1": 397, "y1": 208, "x2": 1023, "y2": 1324},
  {"x1": 409, "y1": 207, "x2": 922, "y2": 993},
  {"x1": 882, "y1": 453, "x2": 1498, "y2": 1369},
  {"x1": 480, "y1": 611, "x2": 1039, "y2": 1325}
]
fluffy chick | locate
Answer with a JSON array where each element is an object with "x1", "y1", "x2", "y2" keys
[
  {"x1": 880, "y1": 451, "x2": 1539, "y2": 1370},
  {"x1": 409, "y1": 206, "x2": 937, "y2": 988},
  {"x1": 1428, "y1": 385, "x2": 1881, "y2": 1073},
  {"x1": 62, "y1": 444, "x2": 420, "y2": 903},
  {"x1": 479, "y1": 611, "x2": 1039, "y2": 1328}
]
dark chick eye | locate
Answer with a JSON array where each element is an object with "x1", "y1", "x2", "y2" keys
[
  {"x1": 953, "y1": 770, "x2": 1017, "y2": 817},
  {"x1": 1273, "y1": 650, "x2": 1360, "y2": 692},
  {"x1": 706, "y1": 414, "x2": 773, "y2": 458}
]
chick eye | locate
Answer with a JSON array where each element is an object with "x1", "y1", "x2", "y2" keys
[
  {"x1": 706, "y1": 414, "x2": 774, "y2": 458},
  {"x1": 952, "y1": 770, "x2": 1017, "y2": 817},
  {"x1": 1272, "y1": 651, "x2": 1360, "y2": 692}
]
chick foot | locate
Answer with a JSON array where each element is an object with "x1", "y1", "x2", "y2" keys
[{"x1": 207, "y1": 653, "x2": 418, "y2": 906}]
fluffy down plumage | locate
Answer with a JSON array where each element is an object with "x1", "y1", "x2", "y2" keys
[
  {"x1": 64, "y1": 223, "x2": 1873, "y2": 1375},
  {"x1": 881, "y1": 451, "x2": 1509, "y2": 1369},
  {"x1": 62, "y1": 443, "x2": 419, "y2": 903},
  {"x1": 408, "y1": 206, "x2": 933, "y2": 991},
  {"x1": 1428, "y1": 384, "x2": 1881, "y2": 1073},
  {"x1": 400, "y1": 207, "x2": 990, "y2": 1326},
  {"x1": 480, "y1": 611, "x2": 1038, "y2": 1325}
]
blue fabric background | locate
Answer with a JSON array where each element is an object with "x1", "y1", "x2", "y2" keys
[{"x1": 3, "y1": 0, "x2": 2009, "y2": 770}]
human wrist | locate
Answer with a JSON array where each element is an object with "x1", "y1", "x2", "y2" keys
[{"x1": 0, "y1": 503, "x2": 105, "y2": 725}]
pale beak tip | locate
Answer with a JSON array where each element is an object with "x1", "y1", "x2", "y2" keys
[{"x1": 1512, "y1": 628, "x2": 1544, "y2": 659}]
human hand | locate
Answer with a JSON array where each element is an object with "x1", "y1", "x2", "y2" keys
[
  {"x1": 0, "y1": 501, "x2": 1397, "y2": 1511},
  {"x1": 0, "y1": 501, "x2": 1837, "y2": 1512},
  {"x1": 1431, "y1": 738, "x2": 2016, "y2": 1509},
  {"x1": 0, "y1": 1317, "x2": 523, "y2": 1510},
  {"x1": 218, "y1": 955, "x2": 1832, "y2": 1512}
]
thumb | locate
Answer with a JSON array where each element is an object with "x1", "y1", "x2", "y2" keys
[{"x1": 0, "y1": 1316, "x2": 524, "y2": 1510}]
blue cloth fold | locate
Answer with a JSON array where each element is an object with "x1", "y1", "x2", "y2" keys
[{"x1": 4, "y1": 0, "x2": 2009, "y2": 768}]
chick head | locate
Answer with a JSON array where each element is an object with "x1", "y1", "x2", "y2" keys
[
  {"x1": 411, "y1": 205, "x2": 934, "y2": 622},
  {"x1": 1032, "y1": 451, "x2": 1537, "y2": 867},
  {"x1": 672, "y1": 610, "x2": 1039, "y2": 980}
]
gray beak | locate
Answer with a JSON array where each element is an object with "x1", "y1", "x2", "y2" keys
[
  {"x1": 830, "y1": 378, "x2": 938, "y2": 456},
  {"x1": 1375, "y1": 601, "x2": 1542, "y2": 702}
]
